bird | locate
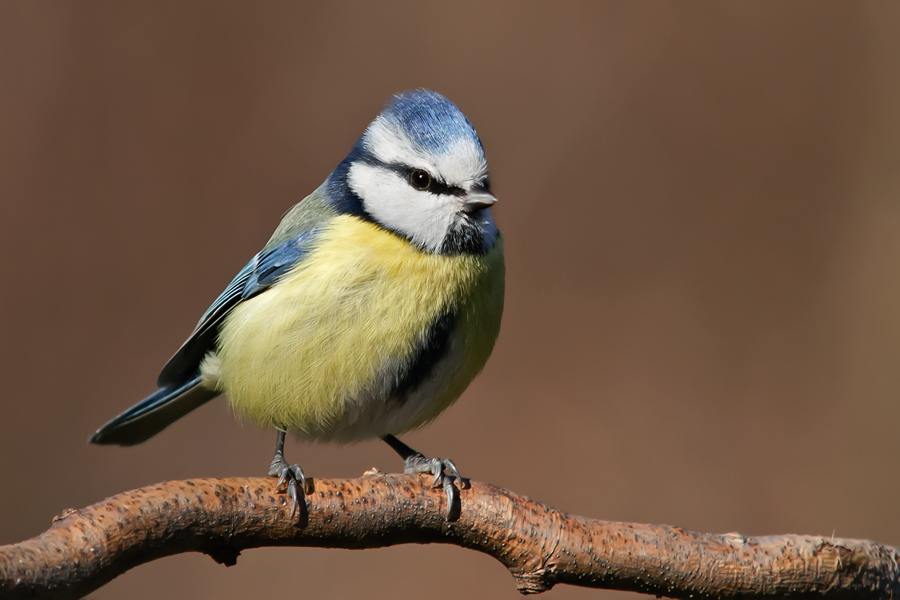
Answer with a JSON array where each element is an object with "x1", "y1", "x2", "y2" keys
[{"x1": 90, "y1": 89, "x2": 505, "y2": 518}]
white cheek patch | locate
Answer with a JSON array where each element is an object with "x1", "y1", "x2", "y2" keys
[{"x1": 348, "y1": 162, "x2": 460, "y2": 253}]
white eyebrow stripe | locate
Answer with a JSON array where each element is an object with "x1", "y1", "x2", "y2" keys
[
  {"x1": 363, "y1": 118, "x2": 488, "y2": 190},
  {"x1": 364, "y1": 119, "x2": 436, "y2": 170}
]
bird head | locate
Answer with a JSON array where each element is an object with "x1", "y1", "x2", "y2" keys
[{"x1": 327, "y1": 90, "x2": 498, "y2": 255}]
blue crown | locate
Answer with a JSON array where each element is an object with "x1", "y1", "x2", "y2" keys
[{"x1": 380, "y1": 90, "x2": 484, "y2": 156}]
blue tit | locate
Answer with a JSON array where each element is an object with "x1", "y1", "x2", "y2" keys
[{"x1": 90, "y1": 89, "x2": 504, "y2": 516}]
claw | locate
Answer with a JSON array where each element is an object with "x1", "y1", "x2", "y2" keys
[
  {"x1": 444, "y1": 458, "x2": 462, "y2": 483},
  {"x1": 277, "y1": 465, "x2": 307, "y2": 494},
  {"x1": 287, "y1": 478, "x2": 299, "y2": 518},
  {"x1": 443, "y1": 476, "x2": 460, "y2": 520},
  {"x1": 273, "y1": 463, "x2": 308, "y2": 510},
  {"x1": 268, "y1": 430, "x2": 308, "y2": 519},
  {"x1": 293, "y1": 465, "x2": 307, "y2": 495},
  {"x1": 381, "y1": 435, "x2": 463, "y2": 521},
  {"x1": 276, "y1": 466, "x2": 289, "y2": 490},
  {"x1": 401, "y1": 452, "x2": 462, "y2": 521},
  {"x1": 429, "y1": 458, "x2": 443, "y2": 488}
]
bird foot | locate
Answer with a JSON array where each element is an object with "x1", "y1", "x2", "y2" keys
[
  {"x1": 403, "y1": 453, "x2": 463, "y2": 520},
  {"x1": 268, "y1": 454, "x2": 308, "y2": 518}
]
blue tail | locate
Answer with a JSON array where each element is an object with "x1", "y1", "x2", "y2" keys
[{"x1": 90, "y1": 377, "x2": 218, "y2": 446}]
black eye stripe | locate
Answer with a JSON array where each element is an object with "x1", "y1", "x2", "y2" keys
[
  {"x1": 388, "y1": 164, "x2": 466, "y2": 196},
  {"x1": 354, "y1": 155, "x2": 468, "y2": 197},
  {"x1": 411, "y1": 172, "x2": 465, "y2": 197}
]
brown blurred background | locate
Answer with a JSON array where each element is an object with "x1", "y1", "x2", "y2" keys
[{"x1": 2, "y1": 2, "x2": 899, "y2": 598}]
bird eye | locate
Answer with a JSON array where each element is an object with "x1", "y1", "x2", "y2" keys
[{"x1": 409, "y1": 169, "x2": 432, "y2": 191}]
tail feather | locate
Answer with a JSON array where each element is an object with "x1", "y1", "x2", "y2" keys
[{"x1": 90, "y1": 377, "x2": 219, "y2": 446}]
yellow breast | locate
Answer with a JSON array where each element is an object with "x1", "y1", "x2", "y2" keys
[{"x1": 209, "y1": 215, "x2": 504, "y2": 441}]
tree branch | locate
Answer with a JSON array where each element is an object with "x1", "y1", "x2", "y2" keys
[{"x1": 0, "y1": 474, "x2": 897, "y2": 599}]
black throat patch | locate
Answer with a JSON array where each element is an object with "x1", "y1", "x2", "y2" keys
[{"x1": 441, "y1": 216, "x2": 485, "y2": 255}]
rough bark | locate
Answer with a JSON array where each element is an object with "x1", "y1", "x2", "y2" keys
[{"x1": 0, "y1": 474, "x2": 897, "y2": 599}]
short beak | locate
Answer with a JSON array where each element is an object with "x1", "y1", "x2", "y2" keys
[{"x1": 463, "y1": 191, "x2": 497, "y2": 213}]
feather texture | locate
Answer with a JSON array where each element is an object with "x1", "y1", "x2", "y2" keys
[{"x1": 207, "y1": 215, "x2": 504, "y2": 442}]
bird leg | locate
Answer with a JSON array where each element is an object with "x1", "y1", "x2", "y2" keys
[
  {"x1": 381, "y1": 434, "x2": 462, "y2": 520},
  {"x1": 268, "y1": 429, "x2": 307, "y2": 518}
]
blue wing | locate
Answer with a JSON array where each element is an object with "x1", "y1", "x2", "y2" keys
[{"x1": 156, "y1": 229, "x2": 321, "y2": 386}]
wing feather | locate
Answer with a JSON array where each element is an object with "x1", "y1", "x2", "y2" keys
[{"x1": 157, "y1": 229, "x2": 321, "y2": 386}]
